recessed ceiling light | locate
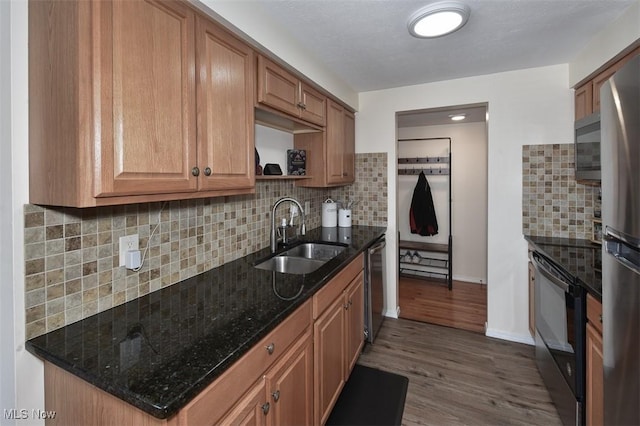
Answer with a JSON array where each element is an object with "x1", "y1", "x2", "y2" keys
[
  {"x1": 408, "y1": 1, "x2": 470, "y2": 38},
  {"x1": 449, "y1": 114, "x2": 466, "y2": 121}
]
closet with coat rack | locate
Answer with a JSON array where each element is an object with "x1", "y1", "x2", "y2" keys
[{"x1": 398, "y1": 137, "x2": 453, "y2": 290}]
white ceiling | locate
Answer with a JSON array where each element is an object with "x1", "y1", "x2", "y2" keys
[{"x1": 250, "y1": 0, "x2": 636, "y2": 93}]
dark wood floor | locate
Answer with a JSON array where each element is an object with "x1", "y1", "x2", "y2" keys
[
  {"x1": 399, "y1": 277, "x2": 487, "y2": 333},
  {"x1": 359, "y1": 318, "x2": 562, "y2": 426}
]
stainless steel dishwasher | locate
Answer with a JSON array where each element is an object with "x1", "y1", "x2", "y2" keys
[{"x1": 364, "y1": 235, "x2": 386, "y2": 343}]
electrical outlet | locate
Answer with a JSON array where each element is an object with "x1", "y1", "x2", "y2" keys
[
  {"x1": 304, "y1": 201, "x2": 310, "y2": 213},
  {"x1": 119, "y1": 234, "x2": 139, "y2": 267}
]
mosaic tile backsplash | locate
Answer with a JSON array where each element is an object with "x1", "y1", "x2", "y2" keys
[
  {"x1": 522, "y1": 144, "x2": 600, "y2": 239},
  {"x1": 24, "y1": 153, "x2": 388, "y2": 339}
]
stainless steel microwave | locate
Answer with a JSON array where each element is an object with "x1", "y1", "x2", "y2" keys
[{"x1": 574, "y1": 111, "x2": 601, "y2": 181}]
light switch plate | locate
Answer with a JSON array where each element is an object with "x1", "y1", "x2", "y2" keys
[{"x1": 119, "y1": 234, "x2": 139, "y2": 267}]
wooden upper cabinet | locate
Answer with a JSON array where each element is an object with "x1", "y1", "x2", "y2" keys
[
  {"x1": 98, "y1": 0, "x2": 197, "y2": 198},
  {"x1": 326, "y1": 99, "x2": 355, "y2": 185},
  {"x1": 257, "y1": 55, "x2": 326, "y2": 126},
  {"x1": 575, "y1": 83, "x2": 593, "y2": 121},
  {"x1": 299, "y1": 82, "x2": 327, "y2": 126},
  {"x1": 293, "y1": 98, "x2": 356, "y2": 188},
  {"x1": 196, "y1": 16, "x2": 255, "y2": 192},
  {"x1": 326, "y1": 101, "x2": 346, "y2": 183},
  {"x1": 574, "y1": 46, "x2": 640, "y2": 120},
  {"x1": 29, "y1": 0, "x2": 255, "y2": 207},
  {"x1": 343, "y1": 109, "x2": 356, "y2": 183}
]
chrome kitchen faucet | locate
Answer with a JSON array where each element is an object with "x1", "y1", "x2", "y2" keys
[{"x1": 271, "y1": 197, "x2": 306, "y2": 252}]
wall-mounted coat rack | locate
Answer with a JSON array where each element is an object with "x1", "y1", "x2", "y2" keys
[
  {"x1": 397, "y1": 155, "x2": 450, "y2": 175},
  {"x1": 397, "y1": 137, "x2": 453, "y2": 289}
]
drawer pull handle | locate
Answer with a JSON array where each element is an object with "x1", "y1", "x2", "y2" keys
[
  {"x1": 266, "y1": 343, "x2": 275, "y2": 354},
  {"x1": 272, "y1": 390, "x2": 280, "y2": 402},
  {"x1": 262, "y1": 402, "x2": 270, "y2": 415}
]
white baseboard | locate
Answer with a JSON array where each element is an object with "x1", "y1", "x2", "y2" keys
[
  {"x1": 452, "y1": 275, "x2": 486, "y2": 285},
  {"x1": 485, "y1": 327, "x2": 535, "y2": 346},
  {"x1": 383, "y1": 306, "x2": 400, "y2": 319}
]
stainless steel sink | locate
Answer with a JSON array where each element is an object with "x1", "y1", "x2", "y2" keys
[
  {"x1": 281, "y1": 243, "x2": 346, "y2": 261},
  {"x1": 254, "y1": 243, "x2": 346, "y2": 274}
]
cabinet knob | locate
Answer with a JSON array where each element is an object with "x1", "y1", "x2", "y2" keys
[
  {"x1": 272, "y1": 390, "x2": 280, "y2": 402},
  {"x1": 204, "y1": 167, "x2": 212, "y2": 176},
  {"x1": 344, "y1": 302, "x2": 349, "y2": 310},
  {"x1": 191, "y1": 167, "x2": 200, "y2": 177},
  {"x1": 599, "y1": 314, "x2": 603, "y2": 323},
  {"x1": 262, "y1": 402, "x2": 270, "y2": 415},
  {"x1": 297, "y1": 102, "x2": 306, "y2": 110},
  {"x1": 266, "y1": 343, "x2": 275, "y2": 355}
]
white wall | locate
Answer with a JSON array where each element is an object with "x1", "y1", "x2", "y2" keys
[
  {"x1": 397, "y1": 122, "x2": 488, "y2": 284},
  {"x1": 1, "y1": 0, "x2": 16, "y2": 421},
  {"x1": 197, "y1": 0, "x2": 358, "y2": 110},
  {"x1": 4, "y1": 1, "x2": 45, "y2": 425},
  {"x1": 570, "y1": 1, "x2": 640, "y2": 86},
  {"x1": 356, "y1": 64, "x2": 573, "y2": 343},
  {"x1": 255, "y1": 125, "x2": 294, "y2": 173}
]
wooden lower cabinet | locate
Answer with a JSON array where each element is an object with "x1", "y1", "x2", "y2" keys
[
  {"x1": 586, "y1": 293, "x2": 603, "y2": 426},
  {"x1": 314, "y1": 294, "x2": 347, "y2": 425},
  {"x1": 219, "y1": 379, "x2": 269, "y2": 426},
  {"x1": 313, "y1": 262, "x2": 365, "y2": 425},
  {"x1": 345, "y1": 273, "x2": 365, "y2": 374},
  {"x1": 265, "y1": 331, "x2": 314, "y2": 426}
]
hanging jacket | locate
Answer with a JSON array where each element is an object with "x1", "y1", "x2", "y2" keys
[{"x1": 409, "y1": 171, "x2": 438, "y2": 236}]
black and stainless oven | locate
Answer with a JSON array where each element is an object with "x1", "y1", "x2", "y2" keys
[{"x1": 531, "y1": 251, "x2": 586, "y2": 426}]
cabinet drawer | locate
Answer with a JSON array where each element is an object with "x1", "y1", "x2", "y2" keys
[
  {"x1": 313, "y1": 253, "x2": 364, "y2": 319},
  {"x1": 586, "y1": 293, "x2": 603, "y2": 335},
  {"x1": 178, "y1": 299, "x2": 312, "y2": 425}
]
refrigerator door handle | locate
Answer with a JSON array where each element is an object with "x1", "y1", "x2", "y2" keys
[
  {"x1": 604, "y1": 231, "x2": 640, "y2": 275},
  {"x1": 605, "y1": 226, "x2": 640, "y2": 250}
]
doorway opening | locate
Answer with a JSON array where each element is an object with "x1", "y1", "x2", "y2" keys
[{"x1": 396, "y1": 103, "x2": 488, "y2": 333}]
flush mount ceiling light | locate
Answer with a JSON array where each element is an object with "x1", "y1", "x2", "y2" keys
[
  {"x1": 449, "y1": 114, "x2": 466, "y2": 121},
  {"x1": 408, "y1": 1, "x2": 470, "y2": 38}
]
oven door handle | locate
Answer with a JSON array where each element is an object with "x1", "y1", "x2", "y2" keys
[{"x1": 531, "y1": 252, "x2": 571, "y2": 293}]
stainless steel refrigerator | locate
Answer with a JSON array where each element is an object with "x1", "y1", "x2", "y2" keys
[{"x1": 600, "y1": 53, "x2": 640, "y2": 426}]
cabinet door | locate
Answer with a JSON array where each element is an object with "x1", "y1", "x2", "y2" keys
[
  {"x1": 257, "y1": 56, "x2": 300, "y2": 118},
  {"x1": 575, "y1": 83, "x2": 593, "y2": 120},
  {"x1": 97, "y1": 0, "x2": 197, "y2": 197},
  {"x1": 586, "y1": 322, "x2": 603, "y2": 426},
  {"x1": 326, "y1": 100, "x2": 346, "y2": 184},
  {"x1": 314, "y1": 295, "x2": 346, "y2": 425},
  {"x1": 265, "y1": 332, "x2": 313, "y2": 426},
  {"x1": 342, "y1": 109, "x2": 356, "y2": 184},
  {"x1": 299, "y1": 82, "x2": 326, "y2": 126},
  {"x1": 219, "y1": 379, "x2": 269, "y2": 426},
  {"x1": 345, "y1": 271, "x2": 364, "y2": 374},
  {"x1": 196, "y1": 17, "x2": 254, "y2": 191}
]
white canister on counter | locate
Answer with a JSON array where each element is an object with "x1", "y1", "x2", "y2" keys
[
  {"x1": 322, "y1": 199, "x2": 338, "y2": 227},
  {"x1": 338, "y1": 208, "x2": 351, "y2": 227}
]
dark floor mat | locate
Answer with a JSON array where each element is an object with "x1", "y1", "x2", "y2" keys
[{"x1": 326, "y1": 364, "x2": 409, "y2": 426}]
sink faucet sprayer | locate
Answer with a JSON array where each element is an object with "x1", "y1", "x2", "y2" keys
[{"x1": 271, "y1": 197, "x2": 306, "y2": 252}]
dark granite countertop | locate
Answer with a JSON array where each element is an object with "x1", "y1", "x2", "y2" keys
[
  {"x1": 26, "y1": 225, "x2": 386, "y2": 419},
  {"x1": 524, "y1": 235, "x2": 602, "y2": 300}
]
